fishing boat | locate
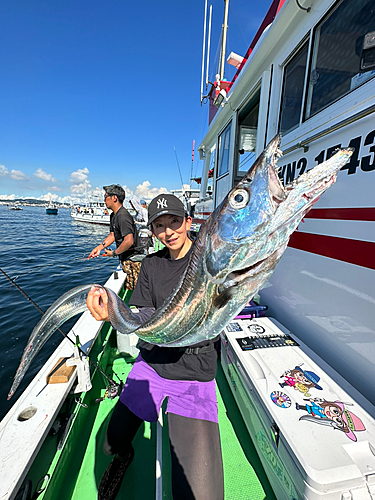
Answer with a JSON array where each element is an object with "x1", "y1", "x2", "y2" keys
[
  {"x1": 0, "y1": 267, "x2": 278, "y2": 500},
  {"x1": 193, "y1": 0, "x2": 375, "y2": 494},
  {"x1": 1, "y1": 0, "x2": 375, "y2": 498},
  {"x1": 46, "y1": 201, "x2": 58, "y2": 215},
  {"x1": 71, "y1": 201, "x2": 111, "y2": 226},
  {"x1": 195, "y1": 0, "x2": 375, "y2": 407}
]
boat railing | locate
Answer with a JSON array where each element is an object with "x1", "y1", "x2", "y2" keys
[
  {"x1": 0, "y1": 266, "x2": 126, "y2": 500},
  {"x1": 283, "y1": 102, "x2": 375, "y2": 155}
]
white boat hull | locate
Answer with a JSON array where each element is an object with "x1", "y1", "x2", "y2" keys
[{"x1": 71, "y1": 211, "x2": 110, "y2": 225}]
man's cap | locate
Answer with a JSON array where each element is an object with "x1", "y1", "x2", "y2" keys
[
  {"x1": 103, "y1": 184, "x2": 125, "y2": 199},
  {"x1": 148, "y1": 194, "x2": 187, "y2": 225},
  {"x1": 140, "y1": 200, "x2": 146, "y2": 205}
]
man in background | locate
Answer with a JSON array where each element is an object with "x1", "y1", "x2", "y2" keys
[{"x1": 88, "y1": 184, "x2": 141, "y2": 289}]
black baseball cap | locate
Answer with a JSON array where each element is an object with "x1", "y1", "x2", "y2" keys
[{"x1": 148, "y1": 194, "x2": 187, "y2": 225}]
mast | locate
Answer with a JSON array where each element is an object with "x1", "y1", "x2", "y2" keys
[{"x1": 220, "y1": 0, "x2": 230, "y2": 80}]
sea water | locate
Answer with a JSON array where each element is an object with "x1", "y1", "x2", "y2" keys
[{"x1": 0, "y1": 205, "x2": 118, "y2": 420}]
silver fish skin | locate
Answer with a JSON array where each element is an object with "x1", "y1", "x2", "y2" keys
[
  {"x1": 108, "y1": 136, "x2": 353, "y2": 346},
  {"x1": 9, "y1": 136, "x2": 353, "y2": 398},
  {"x1": 8, "y1": 284, "x2": 95, "y2": 399}
]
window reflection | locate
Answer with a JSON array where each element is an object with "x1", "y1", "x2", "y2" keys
[
  {"x1": 279, "y1": 44, "x2": 308, "y2": 134},
  {"x1": 306, "y1": 0, "x2": 375, "y2": 119},
  {"x1": 217, "y1": 124, "x2": 232, "y2": 177}
]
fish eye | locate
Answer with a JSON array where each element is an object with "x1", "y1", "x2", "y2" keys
[{"x1": 229, "y1": 189, "x2": 250, "y2": 209}]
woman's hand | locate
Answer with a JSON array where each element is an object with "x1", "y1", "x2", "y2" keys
[{"x1": 86, "y1": 286, "x2": 109, "y2": 321}]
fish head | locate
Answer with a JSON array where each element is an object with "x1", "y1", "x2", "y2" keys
[{"x1": 204, "y1": 134, "x2": 353, "y2": 282}]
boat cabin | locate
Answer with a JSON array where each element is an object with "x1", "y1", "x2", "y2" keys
[{"x1": 196, "y1": 0, "x2": 375, "y2": 412}]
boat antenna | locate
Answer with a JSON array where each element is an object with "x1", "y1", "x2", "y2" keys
[
  {"x1": 200, "y1": 0, "x2": 208, "y2": 103},
  {"x1": 220, "y1": 0, "x2": 230, "y2": 80},
  {"x1": 205, "y1": 4, "x2": 213, "y2": 91},
  {"x1": 0, "y1": 267, "x2": 119, "y2": 388},
  {"x1": 190, "y1": 140, "x2": 195, "y2": 186}
]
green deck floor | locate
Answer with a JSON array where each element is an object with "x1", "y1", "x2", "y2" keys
[
  {"x1": 67, "y1": 354, "x2": 276, "y2": 499},
  {"x1": 35, "y1": 347, "x2": 276, "y2": 499}
]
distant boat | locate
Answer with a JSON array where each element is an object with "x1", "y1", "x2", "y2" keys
[
  {"x1": 71, "y1": 201, "x2": 110, "y2": 225},
  {"x1": 8, "y1": 205, "x2": 23, "y2": 211},
  {"x1": 46, "y1": 201, "x2": 58, "y2": 215}
]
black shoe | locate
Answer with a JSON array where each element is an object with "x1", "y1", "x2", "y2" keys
[{"x1": 98, "y1": 446, "x2": 134, "y2": 500}]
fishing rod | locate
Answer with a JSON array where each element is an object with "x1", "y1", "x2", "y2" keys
[{"x1": 0, "y1": 267, "x2": 120, "y2": 389}]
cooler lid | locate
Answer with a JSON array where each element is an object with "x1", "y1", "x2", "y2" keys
[{"x1": 223, "y1": 316, "x2": 375, "y2": 493}]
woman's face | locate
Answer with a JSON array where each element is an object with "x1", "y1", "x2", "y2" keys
[{"x1": 152, "y1": 214, "x2": 192, "y2": 259}]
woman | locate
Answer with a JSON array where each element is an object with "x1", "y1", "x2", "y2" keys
[{"x1": 87, "y1": 194, "x2": 224, "y2": 500}]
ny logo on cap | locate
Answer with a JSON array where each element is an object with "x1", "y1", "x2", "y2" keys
[{"x1": 157, "y1": 198, "x2": 168, "y2": 209}]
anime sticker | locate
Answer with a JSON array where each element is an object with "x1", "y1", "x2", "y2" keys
[
  {"x1": 280, "y1": 365, "x2": 323, "y2": 397},
  {"x1": 271, "y1": 391, "x2": 291, "y2": 408},
  {"x1": 296, "y1": 398, "x2": 366, "y2": 442}
]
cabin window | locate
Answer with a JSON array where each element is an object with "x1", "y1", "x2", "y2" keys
[
  {"x1": 305, "y1": 0, "x2": 375, "y2": 119},
  {"x1": 217, "y1": 123, "x2": 232, "y2": 177},
  {"x1": 215, "y1": 175, "x2": 231, "y2": 205},
  {"x1": 279, "y1": 43, "x2": 308, "y2": 135},
  {"x1": 237, "y1": 90, "x2": 260, "y2": 176},
  {"x1": 207, "y1": 149, "x2": 215, "y2": 196}
]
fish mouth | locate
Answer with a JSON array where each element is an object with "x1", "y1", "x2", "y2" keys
[
  {"x1": 260, "y1": 135, "x2": 286, "y2": 212},
  {"x1": 222, "y1": 244, "x2": 286, "y2": 290},
  {"x1": 268, "y1": 151, "x2": 286, "y2": 211}
]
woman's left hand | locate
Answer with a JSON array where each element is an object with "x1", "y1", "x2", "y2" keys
[{"x1": 86, "y1": 286, "x2": 110, "y2": 321}]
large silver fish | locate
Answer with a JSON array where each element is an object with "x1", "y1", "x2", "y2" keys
[{"x1": 8, "y1": 135, "x2": 353, "y2": 399}]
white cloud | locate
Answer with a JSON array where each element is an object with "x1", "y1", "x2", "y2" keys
[
  {"x1": 70, "y1": 168, "x2": 91, "y2": 201},
  {"x1": 48, "y1": 186, "x2": 62, "y2": 192},
  {"x1": 122, "y1": 184, "x2": 134, "y2": 199},
  {"x1": 0, "y1": 193, "x2": 16, "y2": 200},
  {"x1": 34, "y1": 168, "x2": 57, "y2": 182},
  {"x1": 40, "y1": 193, "x2": 59, "y2": 201},
  {"x1": 134, "y1": 181, "x2": 168, "y2": 201},
  {"x1": 70, "y1": 167, "x2": 89, "y2": 183},
  {"x1": 70, "y1": 179, "x2": 91, "y2": 194},
  {"x1": 9, "y1": 169, "x2": 29, "y2": 180},
  {"x1": 0, "y1": 165, "x2": 9, "y2": 176}
]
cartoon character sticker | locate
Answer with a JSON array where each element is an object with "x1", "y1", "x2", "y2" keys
[
  {"x1": 280, "y1": 365, "x2": 323, "y2": 397},
  {"x1": 296, "y1": 398, "x2": 366, "y2": 442},
  {"x1": 271, "y1": 391, "x2": 291, "y2": 408}
]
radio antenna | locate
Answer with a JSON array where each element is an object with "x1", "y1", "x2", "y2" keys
[
  {"x1": 205, "y1": 4, "x2": 212, "y2": 90},
  {"x1": 200, "y1": 0, "x2": 208, "y2": 103}
]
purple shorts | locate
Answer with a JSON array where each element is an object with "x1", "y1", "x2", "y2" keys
[{"x1": 119, "y1": 355, "x2": 218, "y2": 423}]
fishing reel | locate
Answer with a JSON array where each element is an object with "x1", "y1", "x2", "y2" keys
[{"x1": 95, "y1": 381, "x2": 123, "y2": 403}]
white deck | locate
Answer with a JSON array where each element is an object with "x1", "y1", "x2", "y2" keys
[{"x1": 0, "y1": 267, "x2": 126, "y2": 500}]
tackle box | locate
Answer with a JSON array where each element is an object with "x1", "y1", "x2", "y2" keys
[{"x1": 220, "y1": 316, "x2": 375, "y2": 500}]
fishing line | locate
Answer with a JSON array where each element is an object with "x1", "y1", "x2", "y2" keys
[
  {"x1": 174, "y1": 146, "x2": 185, "y2": 187},
  {"x1": 9, "y1": 256, "x2": 104, "y2": 278},
  {"x1": 0, "y1": 267, "x2": 119, "y2": 388}
]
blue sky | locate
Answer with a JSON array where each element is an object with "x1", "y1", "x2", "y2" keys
[{"x1": 0, "y1": 0, "x2": 270, "y2": 203}]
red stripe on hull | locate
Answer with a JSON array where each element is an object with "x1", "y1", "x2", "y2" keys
[
  {"x1": 288, "y1": 232, "x2": 375, "y2": 270},
  {"x1": 305, "y1": 208, "x2": 375, "y2": 221}
]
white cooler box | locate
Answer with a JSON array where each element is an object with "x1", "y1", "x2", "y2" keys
[{"x1": 220, "y1": 316, "x2": 375, "y2": 500}]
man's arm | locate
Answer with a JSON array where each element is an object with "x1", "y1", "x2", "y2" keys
[
  {"x1": 88, "y1": 233, "x2": 115, "y2": 259},
  {"x1": 104, "y1": 233, "x2": 134, "y2": 257}
]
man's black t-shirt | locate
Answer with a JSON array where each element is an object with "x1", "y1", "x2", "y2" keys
[
  {"x1": 110, "y1": 206, "x2": 139, "y2": 261},
  {"x1": 129, "y1": 246, "x2": 218, "y2": 382}
]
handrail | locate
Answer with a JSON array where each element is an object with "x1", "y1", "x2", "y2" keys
[{"x1": 282, "y1": 103, "x2": 375, "y2": 155}]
